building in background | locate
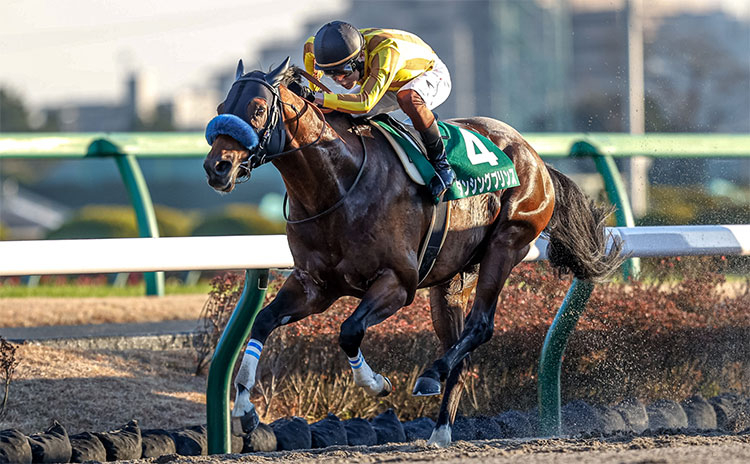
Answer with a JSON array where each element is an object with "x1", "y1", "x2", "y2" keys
[
  {"x1": 645, "y1": 11, "x2": 750, "y2": 186},
  {"x1": 251, "y1": 0, "x2": 571, "y2": 131},
  {"x1": 39, "y1": 69, "x2": 224, "y2": 132},
  {"x1": 2, "y1": 0, "x2": 748, "y2": 238},
  {"x1": 27, "y1": 0, "x2": 750, "y2": 140}
]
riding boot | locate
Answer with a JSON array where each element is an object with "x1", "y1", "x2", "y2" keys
[{"x1": 420, "y1": 120, "x2": 456, "y2": 198}]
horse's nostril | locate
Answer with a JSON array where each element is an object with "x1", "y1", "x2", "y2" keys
[{"x1": 215, "y1": 160, "x2": 232, "y2": 174}]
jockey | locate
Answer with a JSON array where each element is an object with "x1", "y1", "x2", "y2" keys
[{"x1": 295, "y1": 20, "x2": 456, "y2": 198}]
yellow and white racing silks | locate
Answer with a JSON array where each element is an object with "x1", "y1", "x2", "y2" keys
[{"x1": 304, "y1": 28, "x2": 437, "y2": 114}]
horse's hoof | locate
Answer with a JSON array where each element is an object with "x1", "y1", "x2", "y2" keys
[
  {"x1": 239, "y1": 407, "x2": 260, "y2": 433},
  {"x1": 427, "y1": 425, "x2": 452, "y2": 447},
  {"x1": 232, "y1": 387, "x2": 259, "y2": 433},
  {"x1": 240, "y1": 409, "x2": 260, "y2": 433},
  {"x1": 377, "y1": 375, "x2": 393, "y2": 397},
  {"x1": 412, "y1": 376, "x2": 441, "y2": 396}
]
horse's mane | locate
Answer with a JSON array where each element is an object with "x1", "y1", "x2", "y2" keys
[
  {"x1": 278, "y1": 65, "x2": 355, "y2": 126},
  {"x1": 280, "y1": 65, "x2": 305, "y2": 87}
]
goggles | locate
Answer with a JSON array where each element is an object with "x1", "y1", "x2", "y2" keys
[{"x1": 321, "y1": 60, "x2": 357, "y2": 79}]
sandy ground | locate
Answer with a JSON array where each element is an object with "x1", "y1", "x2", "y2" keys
[
  {"x1": 127, "y1": 434, "x2": 750, "y2": 464},
  {"x1": 0, "y1": 344, "x2": 207, "y2": 435},
  {"x1": 2, "y1": 341, "x2": 748, "y2": 464},
  {"x1": 0, "y1": 294, "x2": 207, "y2": 327},
  {"x1": 2, "y1": 293, "x2": 749, "y2": 463}
]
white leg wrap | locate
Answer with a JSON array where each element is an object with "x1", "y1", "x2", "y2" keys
[
  {"x1": 232, "y1": 339, "x2": 262, "y2": 417},
  {"x1": 427, "y1": 425, "x2": 452, "y2": 447},
  {"x1": 348, "y1": 349, "x2": 386, "y2": 396},
  {"x1": 231, "y1": 388, "x2": 256, "y2": 418}
]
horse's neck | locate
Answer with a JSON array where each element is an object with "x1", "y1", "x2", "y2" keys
[{"x1": 272, "y1": 110, "x2": 361, "y2": 217}]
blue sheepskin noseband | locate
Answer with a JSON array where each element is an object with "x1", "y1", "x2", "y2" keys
[
  {"x1": 205, "y1": 58, "x2": 291, "y2": 168},
  {"x1": 205, "y1": 114, "x2": 259, "y2": 151}
]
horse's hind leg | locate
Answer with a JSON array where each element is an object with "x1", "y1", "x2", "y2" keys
[
  {"x1": 415, "y1": 221, "x2": 536, "y2": 446},
  {"x1": 424, "y1": 272, "x2": 477, "y2": 445},
  {"x1": 339, "y1": 269, "x2": 410, "y2": 397}
]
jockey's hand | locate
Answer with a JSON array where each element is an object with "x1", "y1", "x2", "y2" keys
[
  {"x1": 313, "y1": 92, "x2": 325, "y2": 107},
  {"x1": 288, "y1": 81, "x2": 315, "y2": 103}
]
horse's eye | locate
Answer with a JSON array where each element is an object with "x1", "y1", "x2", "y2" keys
[{"x1": 255, "y1": 106, "x2": 266, "y2": 116}]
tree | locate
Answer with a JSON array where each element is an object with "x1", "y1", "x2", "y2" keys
[
  {"x1": 0, "y1": 336, "x2": 19, "y2": 417},
  {"x1": 0, "y1": 87, "x2": 32, "y2": 132}
]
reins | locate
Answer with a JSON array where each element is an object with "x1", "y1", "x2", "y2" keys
[
  {"x1": 239, "y1": 93, "x2": 326, "y2": 172},
  {"x1": 297, "y1": 69, "x2": 333, "y2": 93},
  {"x1": 237, "y1": 71, "x2": 367, "y2": 225},
  {"x1": 283, "y1": 129, "x2": 368, "y2": 224}
]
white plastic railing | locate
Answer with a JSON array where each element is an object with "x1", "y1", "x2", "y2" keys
[{"x1": 0, "y1": 225, "x2": 748, "y2": 276}]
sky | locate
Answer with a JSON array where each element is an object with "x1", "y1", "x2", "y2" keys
[
  {"x1": 2, "y1": 0, "x2": 748, "y2": 110},
  {"x1": 2, "y1": 0, "x2": 347, "y2": 107}
]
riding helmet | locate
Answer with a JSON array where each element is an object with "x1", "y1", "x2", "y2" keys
[{"x1": 313, "y1": 21, "x2": 365, "y2": 71}]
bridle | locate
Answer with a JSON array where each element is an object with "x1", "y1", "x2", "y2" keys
[
  {"x1": 237, "y1": 85, "x2": 327, "y2": 173},
  {"x1": 213, "y1": 64, "x2": 368, "y2": 224}
]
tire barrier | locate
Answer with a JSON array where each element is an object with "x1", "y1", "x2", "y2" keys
[{"x1": 2, "y1": 396, "x2": 749, "y2": 462}]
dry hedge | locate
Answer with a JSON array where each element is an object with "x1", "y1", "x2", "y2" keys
[{"x1": 195, "y1": 259, "x2": 749, "y2": 424}]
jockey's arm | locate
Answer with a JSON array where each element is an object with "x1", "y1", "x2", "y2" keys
[
  {"x1": 303, "y1": 36, "x2": 326, "y2": 92},
  {"x1": 320, "y1": 47, "x2": 401, "y2": 114}
]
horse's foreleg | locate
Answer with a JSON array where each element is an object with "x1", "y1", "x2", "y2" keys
[
  {"x1": 423, "y1": 274, "x2": 476, "y2": 446},
  {"x1": 232, "y1": 272, "x2": 332, "y2": 432},
  {"x1": 339, "y1": 269, "x2": 409, "y2": 397}
]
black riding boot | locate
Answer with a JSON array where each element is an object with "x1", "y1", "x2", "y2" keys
[{"x1": 420, "y1": 120, "x2": 456, "y2": 198}]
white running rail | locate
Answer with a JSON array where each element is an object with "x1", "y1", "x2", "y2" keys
[{"x1": 0, "y1": 225, "x2": 748, "y2": 276}]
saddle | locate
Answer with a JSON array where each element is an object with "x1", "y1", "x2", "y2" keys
[
  {"x1": 367, "y1": 113, "x2": 431, "y2": 186},
  {"x1": 364, "y1": 113, "x2": 522, "y2": 283},
  {"x1": 369, "y1": 114, "x2": 521, "y2": 201},
  {"x1": 365, "y1": 113, "x2": 449, "y2": 284}
]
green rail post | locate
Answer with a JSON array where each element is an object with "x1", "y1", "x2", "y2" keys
[
  {"x1": 87, "y1": 138, "x2": 164, "y2": 296},
  {"x1": 206, "y1": 269, "x2": 269, "y2": 455},
  {"x1": 537, "y1": 278, "x2": 595, "y2": 436},
  {"x1": 570, "y1": 140, "x2": 640, "y2": 279}
]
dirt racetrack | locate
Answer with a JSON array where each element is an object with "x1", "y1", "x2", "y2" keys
[
  {"x1": 3, "y1": 293, "x2": 749, "y2": 463},
  {"x1": 134, "y1": 434, "x2": 750, "y2": 464},
  {"x1": 0, "y1": 294, "x2": 206, "y2": 327}
]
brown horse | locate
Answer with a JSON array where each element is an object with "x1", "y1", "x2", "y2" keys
[{"x1": 203, "y1": 59, "x2": 623, "y2": 446}]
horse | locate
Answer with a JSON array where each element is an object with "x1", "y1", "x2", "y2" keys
[{"x1": 203, "y1": 58, "x2": 624, "y2": 446}]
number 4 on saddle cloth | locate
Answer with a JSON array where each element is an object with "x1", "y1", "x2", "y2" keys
[
  {"x1": 364, "y1": 113, "x2": 521, "y2": 284},
  {"x1": 367, "y1": 114, "x2": 520, "y2": 202}
]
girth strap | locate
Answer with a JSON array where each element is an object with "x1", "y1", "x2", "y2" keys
[{"x1": 417, "y1": 199, "x2": 451, "y2": 285}]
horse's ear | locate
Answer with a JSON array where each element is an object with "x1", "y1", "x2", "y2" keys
[
  {"x1": 235, "y1": 60, "x2": 244, "y2": 80},
  {"x1": 266, "y1": 57, "x2": 291, "y2": 87}
]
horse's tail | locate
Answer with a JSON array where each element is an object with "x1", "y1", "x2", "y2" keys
[{"x1": 542, "y1": 165, "x2": 625, "y2": 282}]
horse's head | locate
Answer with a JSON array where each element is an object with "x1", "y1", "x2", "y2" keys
[{"x1": 203, "y1": 57, "x2": 291, "y2": 192}]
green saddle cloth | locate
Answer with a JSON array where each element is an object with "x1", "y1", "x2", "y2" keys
[{"x1": 371, "y1": 120, "x2": 520, "y2": 201}]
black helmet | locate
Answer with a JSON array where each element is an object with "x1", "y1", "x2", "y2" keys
[{"x1": 313, "y1": 21, "x2": 364, "y2": 71}]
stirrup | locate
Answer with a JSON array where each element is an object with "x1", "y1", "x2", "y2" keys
[{"x1": 429, "y1": 169, "x2": 456, "y2": 199}]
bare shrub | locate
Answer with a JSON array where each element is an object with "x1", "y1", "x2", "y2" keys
[
  {"x1": 0, "y1": 336, "x2": 19, "y2": 417},
  {"x1": 184, "y1": 261, "x2": 747, "y2": 423},
  {"x1": 245, "y1": 261, "x2": 749, "y2": 422}
]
